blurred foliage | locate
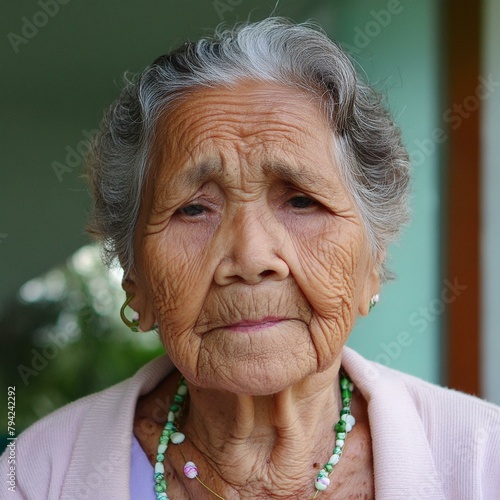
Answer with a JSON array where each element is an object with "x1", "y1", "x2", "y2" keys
[{"x1": 1, "y1": 244, "x2": 163, "y2": 441}]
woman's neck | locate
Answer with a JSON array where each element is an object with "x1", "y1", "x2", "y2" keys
[{"x1": 179, "y1": 361, "x2": 343, "y2": 497}]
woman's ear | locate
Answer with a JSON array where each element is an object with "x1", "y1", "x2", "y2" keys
[
  {"x1": 121, "y1": 273, "x2": 156, "y2": 332},
  {"x1": 358, "y1": 253, "x2": 383, "y2": 317}
]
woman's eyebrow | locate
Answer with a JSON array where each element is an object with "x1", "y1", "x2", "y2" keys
[
  {"x1": 177, "y1": 160, "x2": 222, "y2": 186},
  {"x1": 262, "y1": 161, "x2": 326, "y2": 190},
  {"x1": 174, "y1": 159, "x2": 326, "y2": 190}
]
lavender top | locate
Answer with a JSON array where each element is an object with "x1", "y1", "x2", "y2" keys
[{"x1": 130, "y1": 434, "x2": 155, "y2": 499}]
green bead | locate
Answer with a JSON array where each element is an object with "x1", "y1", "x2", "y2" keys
[
  {"x1": 159, "y1": 436, "x2": 169, "y2": 444},
  {"x1": 333, "y1": 446, "x2": 342, "y2": 455},
  {"x1": 173, "y1": 394, "x2": 184, "y2": 403},
  {"x1": 342, "y1": 397, "x2": 350, "y2": 406},
  {"x1": 165, "y1": 422, "x2": 176, "y2": 430},
  {"x1": 154, "y1": 483, "x2": 166, "y2": 493},
  {"x1": 340, "y1": 378, "x2": 350, "y2": 390},
  {"x1": 340, "y1": 407, "x2": 350, "y2": 415},
  {"x1": 334, "y1": 421, "x2": 346, "y2": 433},
  {"x1": 170, "y1": 404, "x2": 180, "y2": 412},
  {"x1": 155, "y1": 473, "x2": 164, "y2": 482},
  {"x1": 156, "y1": 453, "x2": 165, "y2": 462},
  {"x1": 341, "y1": 388, "x2": 351, "y2": 400},
  {"x1": 324, "y1": 463, "x2": 333, "y2": 473}
]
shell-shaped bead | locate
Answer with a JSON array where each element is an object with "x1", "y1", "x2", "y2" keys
[{"x1": 170, "y1": 432, "x2": 185, "y2": 444}]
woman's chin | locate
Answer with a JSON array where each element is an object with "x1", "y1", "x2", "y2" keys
[
  {"x1": 190, "y1": 356, "x2": 317, "y2": 395},
  {"x1": 187, "y1": 326, "x2": 316, "y2": 392}
]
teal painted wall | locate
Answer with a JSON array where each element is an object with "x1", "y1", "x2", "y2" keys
[
  {"x1": 482, "y1": 0, "x2": 500, "y2": 404},
  {"x1": 316, "y1": 1, "x2": 444, "y2": 383}
]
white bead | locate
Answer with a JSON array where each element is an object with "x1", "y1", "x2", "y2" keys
[
  {"x1": 335, "y1": 439, "x2": 345, "y2": 448},
  {"x1": 155, "y1": 462, "x2": 165, "y2": 474},
  {"x1": 345, "y1": 422, "x2": 352, "y2": 433},
  {"x1": 315, "y1": 476, "x2": 330, "y2": 490},
  {"x1": 329, "y1": 453, "x2": 340, "y2": 465},
  {"x1": 157, "y1": 444, "x2": 167, "y2": 454},
  {"x1": 346, "y1": 414, "x2": 356, "y2": 427},
  {"x1": 167, "y1": 411, "x2": 175, "y2": 422},
  {"x1": 348, "y1": 382, "x2": 354, "y2": 392},
  {"x1": 177, "y1": 385, "x2": 188, "y2": 396},
  {"x1": 170, "y1": 432, "x2": 185, "y2": 444}
]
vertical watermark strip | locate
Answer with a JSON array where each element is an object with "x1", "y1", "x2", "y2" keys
[{"x1": 6, "y1": 386, "x2": 17, "y2": 492}]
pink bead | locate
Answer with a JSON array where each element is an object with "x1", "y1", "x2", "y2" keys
[{"x1": 183, "y1": 461, "x2": 198, "y2": 479}]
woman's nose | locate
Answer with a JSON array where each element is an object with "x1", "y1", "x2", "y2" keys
[{"x1": 213, "y1": 211, "x2": 290, "y2": 286}]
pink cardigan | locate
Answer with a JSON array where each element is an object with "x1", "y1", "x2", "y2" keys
[{"x1": 2, "y1": 347, "x2": 499, "y2": 499}]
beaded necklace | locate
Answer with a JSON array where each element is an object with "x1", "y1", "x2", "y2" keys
[{"x1": 153, "y1": 373, "x2": 355, "y2": 500}]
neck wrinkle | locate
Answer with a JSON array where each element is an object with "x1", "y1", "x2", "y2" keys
[{"x1": 180, "y1": 362, "x2": 343, "y2": 494}]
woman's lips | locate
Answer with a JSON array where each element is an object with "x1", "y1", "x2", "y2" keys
[{"x1": 223, "y1": 318, "x2": 286, "y2": 333}]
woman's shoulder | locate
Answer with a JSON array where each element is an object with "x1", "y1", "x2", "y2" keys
[
  {"x1": 343, "y1": 346, "x2": 500, "y2": 498},
  {"x1": 0, "y1": 353, "x2": 174, "y2": 498}
]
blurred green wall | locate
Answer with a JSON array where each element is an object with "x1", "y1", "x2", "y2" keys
[{"x1": 2, "y1": 0, "x2": 444, "y2": 387}]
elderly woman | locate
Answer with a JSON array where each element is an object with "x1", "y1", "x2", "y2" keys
[{"x1": 1, "y1": 17, "x2": 499, "y2": 500}]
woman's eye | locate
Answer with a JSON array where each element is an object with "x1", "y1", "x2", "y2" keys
[
  {"x1": 288, "y1": 196, "x2": 316, "y2": 209},
  {"x1": 178, "y1": 204, "x2": 206, "y2": 216}
]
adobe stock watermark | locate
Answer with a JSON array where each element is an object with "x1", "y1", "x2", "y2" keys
[
  {"x1": 17, "y1": 322, "x2": 80, "y2": 386},
  {"x1": 213, "y1": 0, "x2": 243, "y2": 21},
  {"x1": 52, "y1": 128, "x2": 98, "y2": 182},
  {"x1": 341, "y1": 0, "x2": 409, "y2": 56},
  {"x1": 16, "y1": 289, "x2": 114, "y2": 385},
  {"x1": 367, "y1": 277, "x2": 467, "y2": 372},
  {"x1": 410, "y1": 74, "x2": 500, "y2": 167},
  {"x1": 7, "y1": 0, "x2": 72, "y2": 55},
  {"x1": 412, "y1": 424, "x2": 493, "y2": 499},
  {"x1": 74, "y1": 391, "x2": 173, "y2": 497}
]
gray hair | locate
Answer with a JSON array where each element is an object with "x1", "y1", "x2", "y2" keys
[{"x1": 86, "y1": 17, "x2": 410, "y2": 282}]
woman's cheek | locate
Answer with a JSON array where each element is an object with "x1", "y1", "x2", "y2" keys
[
  {"x1": 143, "y1": 229, "x2": 213, "y2": 328},
  {"x1": 286, "y1": 221, "x2": 359, "y2": 354}
]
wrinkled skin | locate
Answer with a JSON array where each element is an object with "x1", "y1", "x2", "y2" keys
[{"x1": 128, "y1": 81, "x2": 378, "y2": 498}]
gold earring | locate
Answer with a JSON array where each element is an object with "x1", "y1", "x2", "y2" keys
[{"x1": 120, "y1": 294, "x2": 140, "y2": 332}]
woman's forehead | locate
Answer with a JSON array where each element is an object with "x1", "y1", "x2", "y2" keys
[{"x1": 152, "y1": 80, "x2": 337, "y2": 183}]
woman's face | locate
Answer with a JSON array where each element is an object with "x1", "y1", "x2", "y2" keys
[{"x1": 130, "y1": 81, "x2": 379, "y2": 394}]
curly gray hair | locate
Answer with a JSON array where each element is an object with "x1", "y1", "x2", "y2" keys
[{"x1": 86, "y1": 17, "x2": 410, "y2": 282}]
